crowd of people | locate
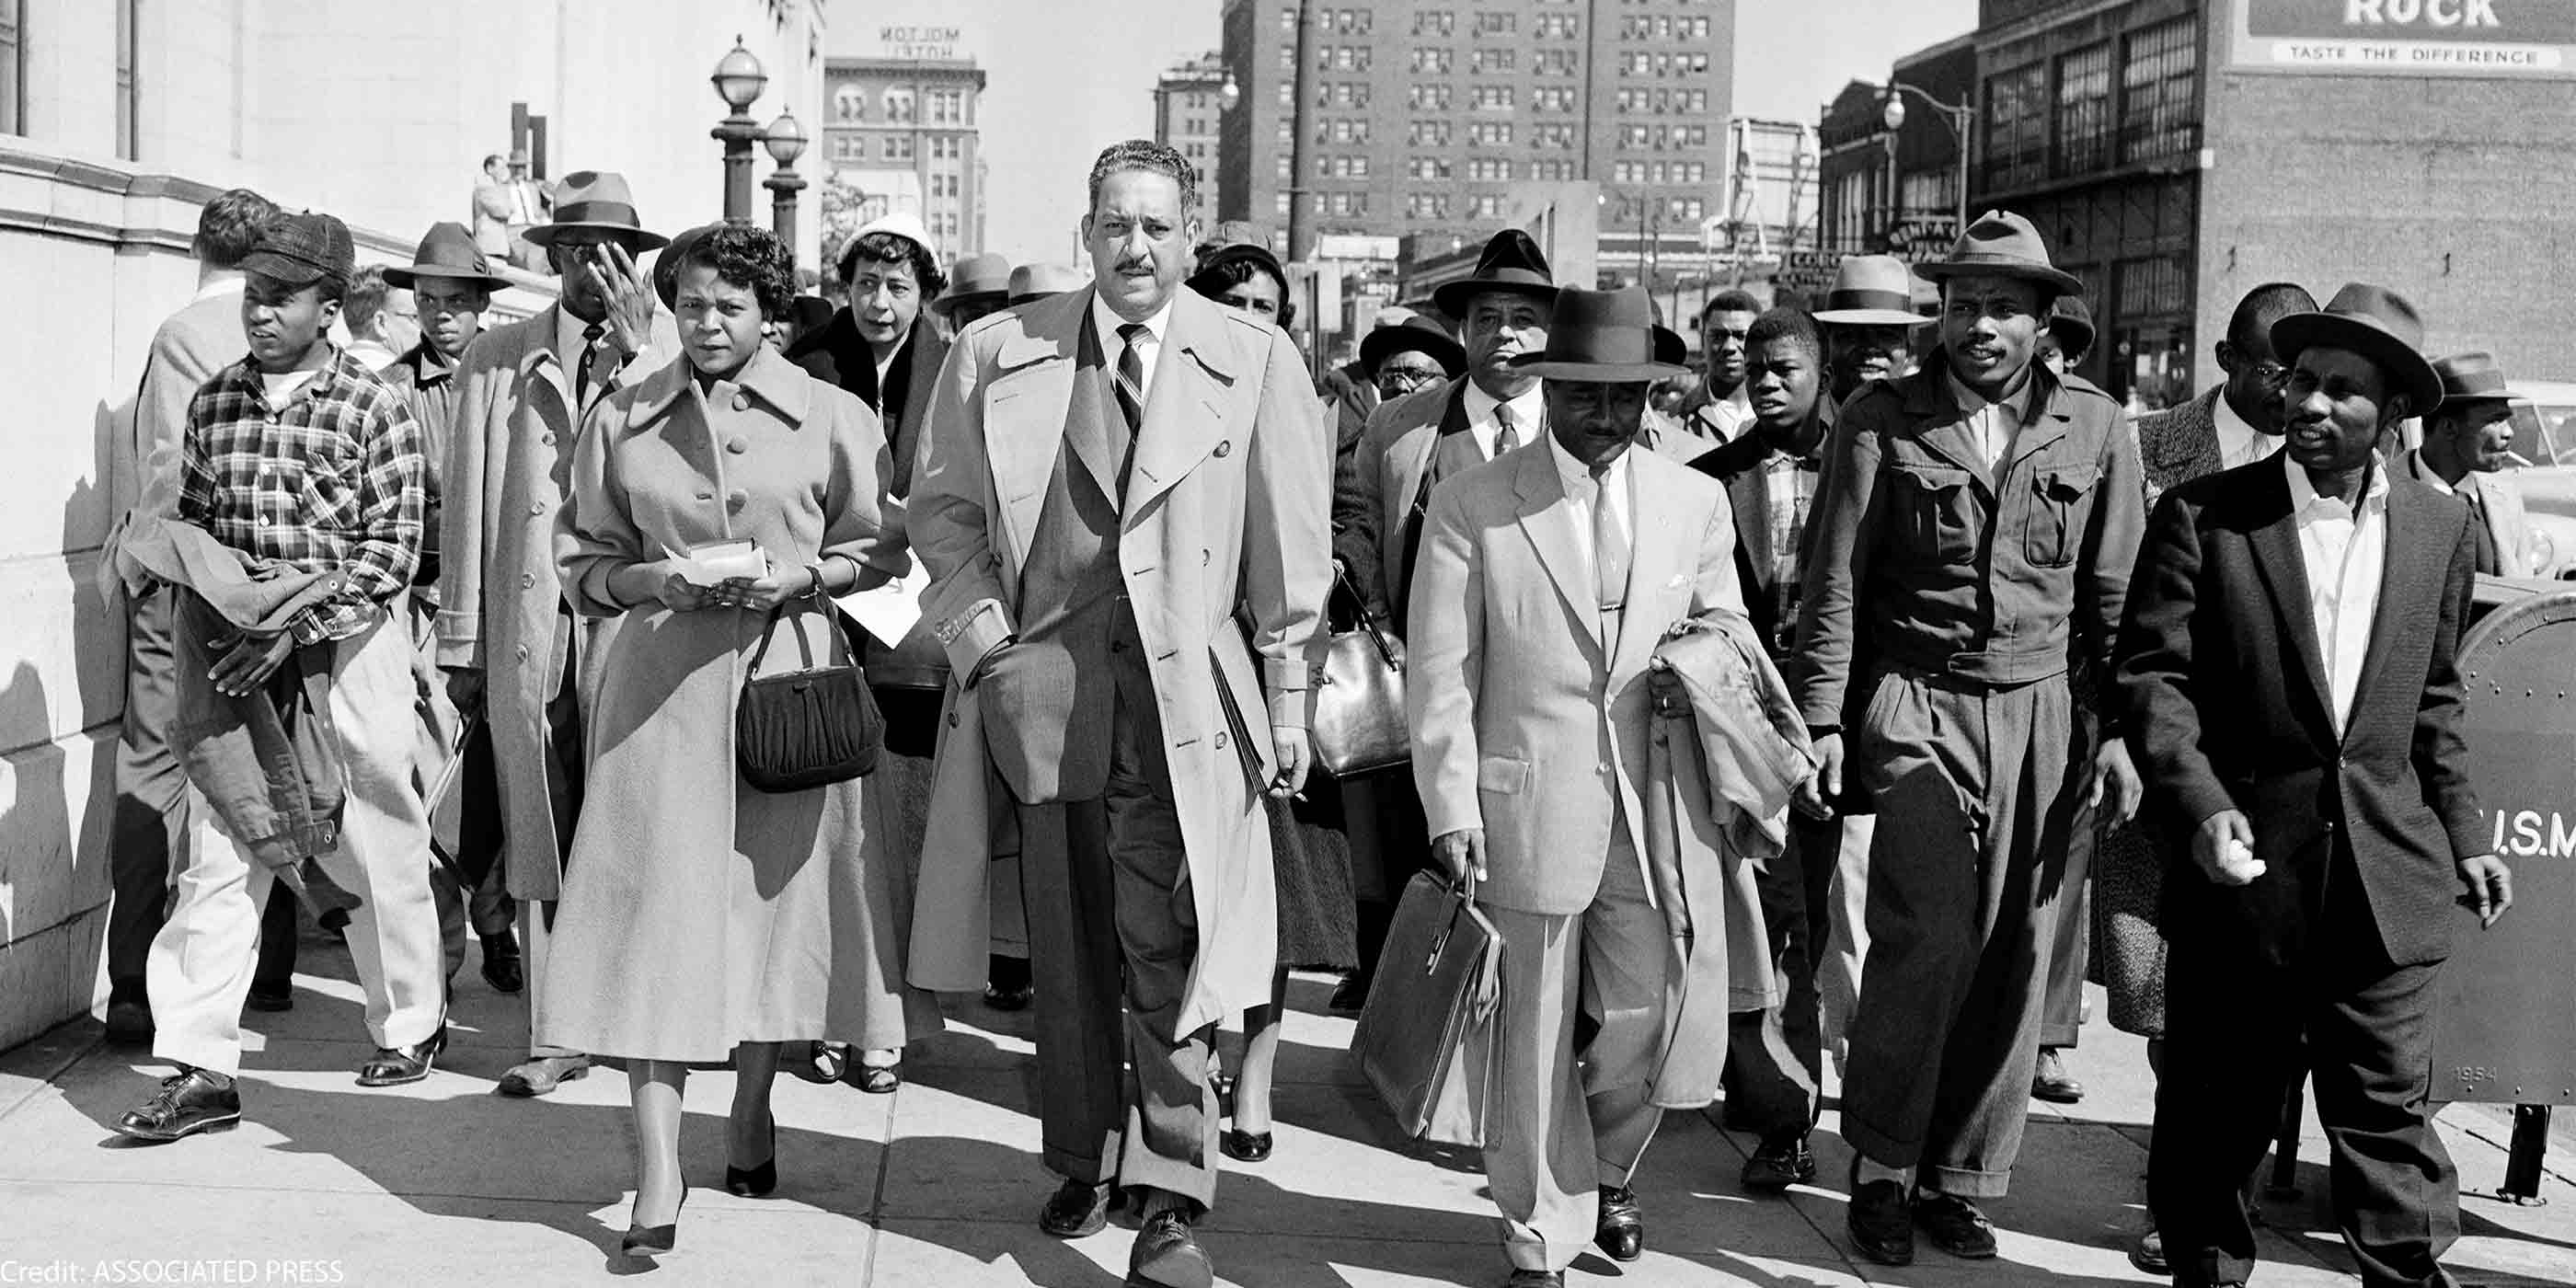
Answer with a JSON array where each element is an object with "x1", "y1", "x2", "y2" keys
[{"x1": 92, "y1": 137, "x2": 2530, "y2": 1288}]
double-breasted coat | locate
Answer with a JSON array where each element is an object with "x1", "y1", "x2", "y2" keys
[
  {"x1": 907, "y1": 285, "x2": 1332, "y2": 1039},
  {"x1": 435, "y1": 303, "x2": 677, "y2": 901},
  {"x1": 539, "y1": 346, "x2": 929, "y2": 1061}
]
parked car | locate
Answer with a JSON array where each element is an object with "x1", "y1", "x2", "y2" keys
[{"x1": 2493, "y1": 381, "x2": 2576, "y2": 578}]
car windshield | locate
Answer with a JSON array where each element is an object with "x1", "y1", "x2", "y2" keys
[{"x1": 2515, "y1": 403, "x2": 2576, "y2": 467}]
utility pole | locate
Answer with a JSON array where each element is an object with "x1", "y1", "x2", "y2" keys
[{"x1": 1285, "y1": 0, "x2": 1317, "y2": 264}]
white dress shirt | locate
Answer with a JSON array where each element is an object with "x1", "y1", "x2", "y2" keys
[
  {"x1": 1091, "y1": 292, "x2": 1177, "y2": 405},
  {"x1": 1464, "y1": 378, "x2": 1547, "y2": 462},
  {"x1": 1547, "y1": 433, "x2": 1636, "y2": 604},
  {"x1": 1945, "y1": 366, "x2": 2036, "y2": 469},
  {"x1": 2286, "y1": 452, "x2": 2389, "y2": 737},
  {"x1": 2214, "y1": 393, "x2": 2275, "y2": 471}
]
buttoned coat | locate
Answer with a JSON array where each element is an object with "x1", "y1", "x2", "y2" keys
[
  {"x1": 1406, "y1": 441, "x2": 1745, "y2": 915},
  {"x1": 1334, "y1": 377, "x2": 1463, "y2": 627},
  {"x1": 907, "y1": 285, "x2": 1332, "y2": 1038},
  {"x1": 2393, "y1": 448, "x2": 2534, "y2": 578},
  {"x1": 434, "y1": 302, "x2": 678, "y2": 901},
  {"x1": 2116, "y1": 460, "x2": 2484, "y2": 970}
]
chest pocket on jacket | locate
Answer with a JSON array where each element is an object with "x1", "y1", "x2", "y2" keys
[
  {"x1": 2026, "y1": 465, "x2": 2099, "y2": 568},
  {"x1": 1889, "y1": 464, "x2": 1979, "y2": 564}
]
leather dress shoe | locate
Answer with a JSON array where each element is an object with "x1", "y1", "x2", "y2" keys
[
  {"x1": 1127, "y1": 1208, "x2": 1213, "y2": 1288},
  {"x1": 1846, "y1": 1178, "x2": 1915, "y2": 1266},
  {"x1": 2031, "y1": 1047, "x2": 2084, "y2": 1103},
  {"x1": 116, "y1": 1067, "x2": 242, "y2": 1142},
  {"x1": 1501, "y1": 1271, "x2": 1562, "y2": 1287},
  {"x1": 984, "y1": 955, "x2": 1033, "y2": 1011},
  {"x1": 356, "y1": 1025, "x2": 447, "y2": 1087},
  {"x1": 1913, "y1": 1190, "x2": 1999, "y2": 1259},
  {"x1": 479, "y1": 932, "x2": 523, "y2": 994},
  {"x1": 1593, "y1": 1184, "x2": 1643, "y2": 1262},
  {"x1": 2129, "y1": 1224, "x2": 2168, "y2": 1274},
  {"x1": 246, "y1": 981, "x2": 293, "y2": 1013},
  {"x1": 1219, "y1": 1128, "x2": 1272, "y2": 1163},
  {"x1": 496, "y1": 1053, "x2": 591, "y2": 1097},
  {"x1": 1742, "y1": 1132, "x2": 1818, "y2": 1191},
  {"x1": 1038, "y1": 1178, "x2": 1119, "y2": 1238},
  {"x1": 104, "y1": 995, "x2": 155, "y2": 1046}
]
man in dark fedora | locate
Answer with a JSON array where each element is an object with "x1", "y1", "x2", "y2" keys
[
  {"x1": 381, "y1": 221, "x2": 520, "y2": 993},
  {"x1": 930, "y1": 250, "x2": 1014, "y2": 331},
  {"x1": 1811, "y1": 255, "x2": 1926, "y2": 407},
  {"x1": 2121, "y1": 282, "x2": 2510, "y2": 1288},
  {"x1": 1408, "y1": 285, "x2": 1747, "y2": 1286},
  {"x1": 1358, "y1": 314, "x2": 1465, "y2": 406},
  {"x1": 2395, "y1": 351, "x2": 2536, "y2": 578},
  {"x1": 1789, "y1": 210, "x2": 2144, "y2": 1263},
  {"x1": 438, "y1": 169, "x2": 675, "y2": 1098}
]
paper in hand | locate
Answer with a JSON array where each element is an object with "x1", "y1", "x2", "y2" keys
[
  {"x1": 678, "y1": 539, "x2": 767, "y2": 587},
  {"x1": 834, "y1": 560, "x2": 928, "y2": 647},
  {"x1": 2218, "y1": 837, "x2": 2267, "y2": 882}
]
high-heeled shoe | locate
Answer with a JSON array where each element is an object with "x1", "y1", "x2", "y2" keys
[
  {"x1": 620, "y1": 1191, "x2": 684, "y2": 1257},
  {"x1": 726, "y1": 1121, "x2": 777, "y2": 1198}
]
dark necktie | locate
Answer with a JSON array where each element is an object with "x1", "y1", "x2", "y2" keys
[
  {"x1": 1113, "y1": 322, "x2": 1147, "y2": 495},
  {"x1": 1592, "y1": 463, "x2": 1629, "y2": 656},
  {"x1": 1493, "y1": 402, "x2": 1520, "y2": 458},
  {"x1": 2461, "y1": 485, "x2": 2501, "y2": 575},
  {"x1": 575, "y1": 322, "x2": 609, "y2": 410}
]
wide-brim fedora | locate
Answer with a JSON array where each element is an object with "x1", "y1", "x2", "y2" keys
[
  {"x1": 1915, "y1": 210, "x2": 2080, "y2": 296},
  {"x1": 1811, "y1": 254, "x2": 1928, "y2": 327},
  {"x1": 523, "y1": 169, "x2": 669, "y2": 250},
  {"x1": 2431, "y1": 351, "x2": 2533, "y2": 407},
  {"x1": 2048, "y1": 295, "x2": 2096, "y2": 356},
  {"x1": 931, "y1": 251, "x2": 1012, "y2": 314},
  {"x1": 1510, "y1": 286, "x2": 1691, "y2": 383},
  {"x1": 1008, "y1": 263, "x2": 1087, "y2": 305},
  {"x1": 1432, "y1": 228, "x2": 1558, "y2": 316},
  {"x1": 1360, "y1": 316, "x2": 1466, "y2": 379},
  {"x1": 2270, "y1": 282, "x2": 2444, "y2": 416},
  {"x1": 385, "y1": 221, "x2": 512, "y2": 291}
]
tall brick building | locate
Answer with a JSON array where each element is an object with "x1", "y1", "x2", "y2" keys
[
  {"x1": 822, "y1": 53, "x2": 989, "y2": 259},
  {"x1": 1216, "y1": 0, "x2": 1735, "y2": 273},
  {"x1": 1154, "y1": 53, "x2": 1233, "y2": 226}
]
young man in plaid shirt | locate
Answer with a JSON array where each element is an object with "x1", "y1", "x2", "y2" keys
[{"x1": 118, "y1": 212, "x2": 450, "y2": 1142}]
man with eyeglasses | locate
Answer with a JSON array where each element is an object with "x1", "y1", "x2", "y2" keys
[{"x1": 2094, "y1": 279, "x2": 2315, "y2": 1275}]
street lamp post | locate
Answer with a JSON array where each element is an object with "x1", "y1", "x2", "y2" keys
[
  {"x1": 1285, "y1": 0, "x2": 1317, "y2": 263},
  {"x1": 710, "y1": 36, "x2": 769, "y2": 224},
  {"x1": 1879, "y1": 81, "x2": 1972, "y2": 243},
  {"x1": 762, "y1": 110, "x2": 809, "y2": 264}
]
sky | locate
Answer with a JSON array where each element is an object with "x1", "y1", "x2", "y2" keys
[{"x1": 829, "y1": 0, "x2": 1980, "y2": 266}]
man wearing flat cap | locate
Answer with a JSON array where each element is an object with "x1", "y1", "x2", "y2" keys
[
  {"x1": 1789, "y1": 210, "x2": 2144, "y2": 1263},
  {"x1": 438, "y1": 170, "x2": 677, "y2": 1098},
  {"x1": 2394, "y1": 351, "x2": 2536, "y2": 578},
  {"x1": 2120, "y1": 282, "x2": 2510, "y2": 1288},
  {"x1": 1408, "y1": 285, "x2": 1753, "y2": 1286}
]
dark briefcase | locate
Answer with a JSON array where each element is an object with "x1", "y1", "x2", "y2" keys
[{"x1": 1352, "y1": 869, "x2": 1502, "y2": 1147}]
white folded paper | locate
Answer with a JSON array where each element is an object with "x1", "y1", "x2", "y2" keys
[
  {"x1": 677, "y1": 539, "x2": 767, "y2": 588},
  {"x1": 835, "y1": 560, "x2": 928, "y2": 647},
  {"x1": 2217, "y1": 837, "x2": 2267, "y2": 882}
]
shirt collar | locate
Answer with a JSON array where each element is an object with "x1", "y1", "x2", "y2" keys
[
  {"x1": 403, "y1": 339, "x2": 459, "y2": 385},
  {"x1": 1547, "y1": 432, "x2": 1631, "y2": 491},
  {"x1": 2405, "y1": 448, "x2": 2464, "y2": 496},
  {"x1": 2286, "y1": 450, "x2": 2390, "y2": 515},
  {"x1": 1462, "y1": 377, "x2": 1544, "y2": 430},
  {"x1": 1943, "y1": 361, "x2": 2035, "y2": 422},
  {"x1": 1090, "y1": 291, "x2": 1175, "y2": 351},
  {"x1": 555, "y1": 305, "x2": 598, "y2": 367}
]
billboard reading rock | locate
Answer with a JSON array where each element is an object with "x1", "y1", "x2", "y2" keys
[{"x1": 2233, "y1": 0, "x2": 2576, "y2": 76}]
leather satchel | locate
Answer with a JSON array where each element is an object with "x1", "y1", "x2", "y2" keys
[
  {"x1": 736, "y1": 576, "x2": 883, "y2": 793},
  {"x1": 1352, "y1": 869, "x2": 1502, "y2": 1148},
  {"x1": 1311, "y1": 568, "x2": 1411, "y2": 777}
]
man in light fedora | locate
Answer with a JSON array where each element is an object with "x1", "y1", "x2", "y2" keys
[
  {"x1": 2121, "y1": 282, "x2": 2510, "y2": 1288},
  {"x1": 1409, "y1": 284, "x2": 1752, "y2": 1285},
  {"x1": 1789, "y1": 210, "x2": 2144, "y2": 1264},
  {"x1": 1008, "y1": 262, "x2": 1088, "y2": 306},
  {"x1": 931, "y1": 250, "x2": 1014, "y2": 331},
  {"x1": 1811, "y1": 255, "x2": 1926, "y2": 408},
  {"x1": 438, "y1": 169, "x2": 675, "y2": 1098},
  {"x1": 2395, "y1": 351, "x2": 2536, "y2": 577}
]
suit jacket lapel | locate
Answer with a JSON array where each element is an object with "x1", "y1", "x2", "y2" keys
[
  {"x1": 2246, "y1": 466, "x2": 2337, "y2": 745},
  {"x1": 1512, "y1": 446, "x2": 1598, "y2": 651},
  {"x1": 1125, "y1": 291, "x2": 1236, "y2": 516},
  {"x1": 518, "y1": 304, "x2": 576, "y2": 430},
  {"x1": 1612, "y1": 453, "x2": 1689, "y2": 680},
  {"x1": 1727, "y1": 464, "x2": 1771, "y2": 600}
]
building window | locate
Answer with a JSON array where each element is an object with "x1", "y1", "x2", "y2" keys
[
  {"x1": 1412, "y1": 10, "x2": 1454, "y2": 37},
  {"x1": 832, "y1": 135, "x2": 863, "y2": 163},
  {"x1": 1276, "y1": 191, "x2": 1292, "y2": 215},
  {"x1": 1276, "y1": 119, "x2": 1294, "y2": 144},
  {"x1": 2117, "y1": 254, "x2": 2189, "y2": 318},
  {"x1": 1535, "y1": 14, "x2": 1580, "y2": 39},
  {"x1": 1330, "y1": 6, "x2": 1373, "y2": 35},
  {"x1": 114, "y1": 0, "x2": 139, "y2": 159},
  {"x1": 1328, "y1": 154, "x2": 1371, "y2": 178},
  {"x1": 1408, "y1": 192, "x2": 1450, "y2": 220},
  {"x1": 0, "y1": 0, "x2": 22, "y2": 136},
  {"x1": 1472, "y1": 85, "x2": 1512, "y2": 111},
  {"x1": 1327, "y1": 117, "x2": 1370, "y2": 144},
  {"x1": 1409, "y1": 120, "x2": 1453, "y2": 147},
  {"x1": 1533, "y1": 123, "x2": 1577, "y2": 151},
  {"x1": 1475, "y1": 11, "x2": 1516, "y2": 35},
  {"x1": 1668, "y1": 198, "x2": 1705, "y2": 223},
  {"x1": 1468, "y1": 194, "x2": 1508, "y2": 220},
  {"x1": 1467, "y1": 157, "x2": 1512, "y2": 181},
  {"x1": 1409, "y1": 48, "x2": 1452, "y2": 75},
  {"x1": 1621, "y1": 124, "x2": 1651, "y2": 149},
  {"x1": 1674, "y1": 124, "x2": 1708, "y2": 148},
  {"x1": 1326, "y1": 191, "x2": 1365, "y2": 216},
  {"x1": 1328, "y1": 81, "x2": 1371, "y2": 109},
  {"x1": 1277, "y1": 82, "x2": 1294, "y2": 108},
  {"x1": 1279, "y1": 6, "x2": 1296, "y2": 33},
  {"x1": 1531, "y1": 159, "x2": 1575, "y2": 181},
  {"x1": 1279, "y1": 45, "x2": 1296, "y2": 71},
  {"x1": 834, "y1": 86, "x2": 866, "y2": 122},
  {"x1": 929, "y1": 88, "x2": 966, "y2": 124},
  {"x1": 1321, "y1": 45, "x2": 1372, "y2": 72},
  {"x1": 931, "y1": 135, "x2": 961, "y2": 161},
  {"x1": 1535, "y1": 49, "x2": 1578, "y2": 76},
  {"x1": 2121, "y1": 15, "x2": 2201, "y2": 165},
  {"x1": 1982, "y1": 63, "x2": 2046, "y2": 193},
  {"x1": 1533, "y1": 86, "x2": 1576, "y2": 112},
  {"x1": 884, "y1": 133, "x2": 914, "y2": 162},
  {"x1": 1409, "y1": 84, "x2": 1453, "y2": 110},
  {"x1": 1473, "y1": 47, "x2": 1517, "y2": 74},
  {"x1": 1409, "y1": 156, "x2": 1453, "y2": 180},
  {"x1": 2054, "y1": 42, "x2": 2113, "y2": 177},
  {"x1": 1277, "y1": 155, "x2": 1294, "y2": 179},
  {"x1": 1469, "y1": 121, "x2": 1512, "y2": 146},
  {"x1": 884, "y1": 89, "x2": 914, "y2": 123}
]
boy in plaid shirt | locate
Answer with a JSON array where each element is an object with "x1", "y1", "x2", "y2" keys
[{"x1": 118, "y1": 213, "x2": 451, "y2": 1142}]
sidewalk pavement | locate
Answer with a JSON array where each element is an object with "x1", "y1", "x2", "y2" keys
[{"x1": 3, "y1": 935, "x2": 2570, "y2": 1288}]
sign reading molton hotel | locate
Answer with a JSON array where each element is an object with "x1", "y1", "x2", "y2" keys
[{"x1": 2233, "y1": 0, "x2": 2576, "y2": 75}]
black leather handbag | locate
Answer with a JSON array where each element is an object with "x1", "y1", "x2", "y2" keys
[
  {"x1": 1311, "y1": 568, "x2": 1411, "y2": 777},
  {"x1": 736, "y1": 575, "x2": 882, "y2": 793}
]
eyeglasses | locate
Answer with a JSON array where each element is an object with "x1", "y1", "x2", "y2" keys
[
  {"x1": 2247, "y1": 361, "x2": 2291, "y2": 385},
  {"x1": 1378, "y1": 366, "x2": 1442, "y2": 395}
]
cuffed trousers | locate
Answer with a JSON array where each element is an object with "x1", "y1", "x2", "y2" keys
[
  {"x1": 1018, "y1": 609, "x2": 1218, "y2": 1210},
  {"x1": 109, "y1": 587, "x2": 232, "y2": 992},
  {"x1": 1840, "y1": 666, "x2": 2084, "y2": 1198},
  {"x1": 1723, "y1": 811, "x2": 1843, "y2": 1139},
  {"x1": 1485, "y1": 829, "x2": 1670, "y2": 1272},
  {"x1": 146, "y1": 616, "x2": 445, "y2": 1075}
]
